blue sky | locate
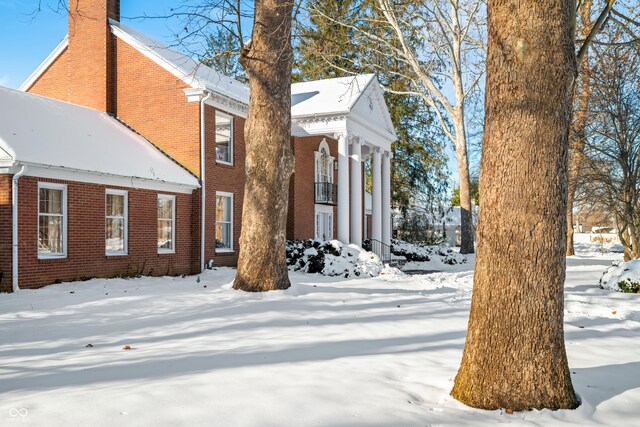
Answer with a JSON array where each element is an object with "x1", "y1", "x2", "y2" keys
[{"x1": 0, "y1": 0, "x2": 187, "y2": 89}]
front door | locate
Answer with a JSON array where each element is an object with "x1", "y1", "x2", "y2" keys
[{"x1": 315, "y1": 211, "x2": 333, "y2": 241}]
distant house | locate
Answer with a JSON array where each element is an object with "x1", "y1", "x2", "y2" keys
[{"x1": 0, "y1": 0, "x2": 396, "y2": 291}]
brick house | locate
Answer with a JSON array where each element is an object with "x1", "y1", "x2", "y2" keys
[{"x1": 0, "y1": 0, "x2": 395, "y2": 291}]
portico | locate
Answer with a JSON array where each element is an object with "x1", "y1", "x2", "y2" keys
[{"x1": 291, "y1": 74, "x2": 396, "y2": 247}]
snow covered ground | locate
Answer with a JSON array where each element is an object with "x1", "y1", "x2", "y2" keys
[{"x1": 1, "y1": 245, "x2": 639, "y2": 426}]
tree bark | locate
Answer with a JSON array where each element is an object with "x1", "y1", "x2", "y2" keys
[
  {"x1": 451, "y1": 3, "x2": 475, "y2": 255},
  {"x1": 455, "y1": 116, "x2": 475, "y2": 254},
  {"x1": 566, "y1": 0, "x2": 593, "y2": 256},
  {"x1": 451, "y1": 0, "x2": 580, "y2": 411},
  {"x1": 233, "y1": 0, "x2": 295, "y2": 292}
]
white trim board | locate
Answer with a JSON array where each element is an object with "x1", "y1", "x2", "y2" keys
[
  {"x1": 19, "y1": 37, "x2": 69, "y2": 92},
  {"x1": 22, "y1": 163, "x2": 198, "y2": 194}
]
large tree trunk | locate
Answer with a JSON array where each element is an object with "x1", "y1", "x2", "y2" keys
[
  {"x1": 566, "y1": 0, "x2": 593, "y2": 256},
  {"x1": 233, "y1": 0, "x2": 295, "y2": 292},
  {"x1": 451, "y1": 0, "x2": 580, "y2": 411}
]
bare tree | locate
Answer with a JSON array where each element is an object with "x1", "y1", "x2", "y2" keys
[
  {"x1": 581, "y1": 43, "x2": 640, "y2": 260},
  {"x1": 137, "y1": 0, "x2": 296, "y2": 291},
  {"x1": 567, "y1": 0, "x2": 595, "y2": 256},
  {"x1": 566, "y1": 0, "x2": 640, "y2": 255},
  {"x1": 450, "y1": 0, "x2": 580, "y2": 410},
  {"x1": 232, "y1": 0, "x2": 295, "y2": 291},
  {"x1": 307, "y1": 0, "x2": 486, "y2": 254}
]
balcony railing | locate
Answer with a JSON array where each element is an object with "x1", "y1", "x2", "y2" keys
[{"x1": 315, "y1": 182, "x2": 337, "y2": 206}]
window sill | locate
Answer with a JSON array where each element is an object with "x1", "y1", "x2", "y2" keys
[
  {"x1": 38, "y1": 254, "x2": 67, "y2": 260},
  {"x1": 158, "y1": 249, "x2": 176, "y2": 255},
  {"x1": 215, "y1": 161, "x2": 234, "y2": 167},
  {"x1": 215, "y1": 249, "x2": 234, "y2": 254},
  {"x1": 106, "y1": 252, "x2": 128, "y2": 257}
]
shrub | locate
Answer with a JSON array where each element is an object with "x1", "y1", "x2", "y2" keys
[{"x1": 618, "y1": 278, "x2": 640, "y2": 293}]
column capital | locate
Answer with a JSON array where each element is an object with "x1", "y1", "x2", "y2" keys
[
  {"x1": 383, "y1": 150, "x2": 392, "y2": 158},
  {"x1": 349, "y1": 135, "x2": 360, "y2": 145},
  {"x1": 333, "y1": 132, "x2": 348, "y2": 141},
  {"x1": 373, "y1": 146, "x2": 381, "y2": 154}
]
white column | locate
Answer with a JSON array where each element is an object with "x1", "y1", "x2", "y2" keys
[
  {"x1": 350, "y1": 137, "x2": 363, "y2": 246},
  {"x1": 372, "y1": 147, "x2": 382, "y2": 242},
  {"x1": 382, "y1": 150, "x2": 391, "y2": 246},
  {"x1": 337, "y1": 133, "x2": 350, "y2": 243}
]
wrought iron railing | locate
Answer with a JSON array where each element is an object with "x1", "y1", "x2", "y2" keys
[
  {"x1": 314, "y1": 182, "x2": 337, "y2": 206},
  {"x1": 370, "y1": 239, "x2": 392, "y2": 264}
]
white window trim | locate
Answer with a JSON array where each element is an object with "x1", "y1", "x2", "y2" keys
[
  {"x1": 106, "y1": 189, "x2": 128, "y2": 256},
  {"x1": 37, "y1": 182, "x2": 68, "y2": 259},
  {"x1": 158, "y1": 194, "x2": 176, "y2": 254},
  {"x1": 215, "y1": 191, "x2": 234, "y2": 252},
  {"x1": 215, "y1": 112, "x2": 234, "y2": 166},
  {"x1": 315, "y1": 139, "x2": 334, "y2": 184},
  {"x1": 314, "y1": 205, "x2": 334, "y2": 241}
]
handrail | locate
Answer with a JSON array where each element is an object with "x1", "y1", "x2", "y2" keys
[{"x1": 369, "y1": 239, "x2": 392, "y2": 264}]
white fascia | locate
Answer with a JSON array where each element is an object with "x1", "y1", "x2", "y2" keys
[
  {"x1": 19, "y1": 36, "x2": 69, "y2": 92},
  {"x1": 20, "y1": 163, "x2": 199, "y2": 194}
]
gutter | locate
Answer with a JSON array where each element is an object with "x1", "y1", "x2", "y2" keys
[
  {"x1": 14, "y1": 161, "x2": 199, "y2": 193},
  {"x1": 200, "y1": 91, "x2": 212, "y2": 272},
  {"x1": 12, "y1": 164, "x2": 27, "y2": 292}
]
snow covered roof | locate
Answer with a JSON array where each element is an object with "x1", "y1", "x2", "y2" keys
[
  {"x1": 19, "y1": 20, "x2": 394, "y2": 144},
  {"x1": 109, "y1": 20, "x2": 250, "y2": 105},
  {"x1": 291, "y1": 74, "x2": 375, "y2": 117},
  {"x1": 0, "y1": 86, "x2": 199, "y2": 190}
]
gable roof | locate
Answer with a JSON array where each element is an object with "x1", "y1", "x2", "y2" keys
[
  {"x1": 291, "y1": 74, "x2": 375, "y2": 117},
  {"x1": 19, "y1": 20, "x2": 395, "y2": 142},
  {"x1": 0, "y1": 86, "x2": 199, "y2": 189},
  {"x1": 291, "y1": 74, "x2": 396, "y2": 141},
  {"x1": 109, "y1": 20, "x2": 250, "y2": 105}
]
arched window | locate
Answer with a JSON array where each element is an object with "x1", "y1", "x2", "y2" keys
[{"x1": 315, "y1": 139, "x2": 334, "y2": 184}]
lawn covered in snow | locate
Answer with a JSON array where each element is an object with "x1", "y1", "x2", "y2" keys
[{"x1": 1, "y1": 246, "x2": 639, "y2": 426}]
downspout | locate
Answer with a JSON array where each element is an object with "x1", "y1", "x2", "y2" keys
[
  {"x1": 200, "y1": 91, "x2": 212, "y2": 272},
  {"x1": 12, "y1": 164, "x2": 27, "y2": 292}
]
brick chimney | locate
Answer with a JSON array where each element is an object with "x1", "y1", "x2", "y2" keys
[{"x1": 67, "y1": 0, "x2": 120, "y2": 113}]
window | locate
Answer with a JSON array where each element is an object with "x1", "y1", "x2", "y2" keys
[
  {"x1": 158, "y1": 195, "x2": 175, "y2": 253},
  {"x1": 315, "y1": 210, "x2": 333, "y2": 241},
  {"x1": 106, "y1": 190, "x2": 128, "y2": 255},
  {"x1": 215, "y1": 192, "x2": 233, "y2": 251},
  {"x1": 38, "y1": 183, "x2": 67, "y2": 258},
  {"x1": 215, "y1": 112, "x2": 233, "y2": 165},
  {"x1": 315, "y1": 139, "x2": 334, "y2": 183}
]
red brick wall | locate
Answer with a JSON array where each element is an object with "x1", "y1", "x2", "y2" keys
[
  {"x1": 14, "y1": 176, "x2": 194, "y2": 289},
  {"x1": 288, "y1": 136, "x2": 338, "y2": 241},
  {"x1": 0, "y1": 175, "x2": 12, "y2": 292},
  {"x1": 114, "y1": 38, "x2": 201, "y2": 175},
  {"x1": 27, "y1": 48, "x2": 70, "y2": 101},
  {"x1": 204, "y1": 105, "x2": 246, "y2": 266}
]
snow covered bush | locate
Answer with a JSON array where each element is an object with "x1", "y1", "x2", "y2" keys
[
  {"x1": 600, "y1": 260, "x2": 640, "y2": 293},
  {"x1": 286, "y1": 240, "x2": 383, "y2": 278},
  {"x1": 391, "y1": 239, "x2": 466, "y2": 265}
]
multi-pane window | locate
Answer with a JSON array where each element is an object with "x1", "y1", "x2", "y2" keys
[
  {"x1": 215, "y1": 192, "x2": 233, "y2": 251},
  {"x1": 215, "y1": 112, "x2": 233, "y2": 165},
  {"x1": 38, "y1": 183, "x2": 67, "y2": 258},
  {"x1": 158, "y1": 195, "x2": 175, "y2": 253},
  {"x1": 316, "y1": 147, "x2": 333, "y2": 183},
  {"x1": 106, "y1": 190, "x2": 127, "y2": 255},
  {"x1": 315, "y1": 211, "x2": 333, "y2": 241}
]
